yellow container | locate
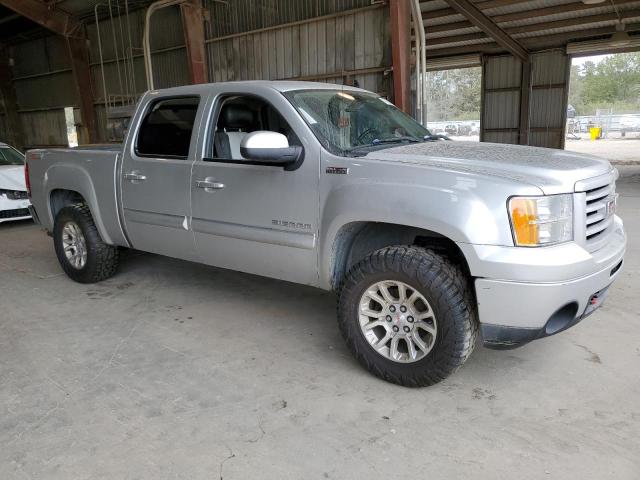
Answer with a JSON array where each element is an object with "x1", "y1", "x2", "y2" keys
[{"x1": 589, "y1": 127, "x2": 601, "y2": 141}]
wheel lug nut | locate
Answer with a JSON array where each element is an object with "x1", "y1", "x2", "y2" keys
[
  {"x1": 403, "y1": 326, "x2": 410, "y2": 333},
  {"x1": 389, "y1": 306, "x2": 396, "y2": 313},
  {"x1": 407, "y1": 316, "x2": 414, "y2": 323},
  {"x1": 386, "y1": 315, "x2": 392, "y2": 322},
  {"x1": 392, "y1": 326, "x2": 399, "y2": 332},
  {"x1": 400, "y1": 306, "x2": 407, "y2": 313}
]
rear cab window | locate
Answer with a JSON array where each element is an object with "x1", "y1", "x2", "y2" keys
[{"x1": 135, "y1": 96, "x2": 200, "y2": 159}]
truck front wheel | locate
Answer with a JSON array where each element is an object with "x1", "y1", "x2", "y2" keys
[
  {"x1": 53, "y1": 204, "x2": 119, "y2": 283},
  {"x1": 338, "y1": 246, "x2": 478, "y2": 387}
]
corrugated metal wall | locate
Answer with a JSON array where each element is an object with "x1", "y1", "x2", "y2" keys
[
  {"x1": 207, "y1": 4, "x2": 390, "y2": 95},
  {"x1": 86, "y1": 5, "x2": 189, "y2": 102},
  {"x1": 0, "y1": 1, "x2": 387, "y2": 146},
  {"x1": 205, "y1": 0, "x2": 374, "y2": 37},
  {"x1": 0, "y1": 0, "x2": 570, "y2": 150},
  {"x1": 481, "y1": 51, "x2": 569, "y2": 148},
  {"x1": 529, "y1": 50, "x2": 569, "y2": 149},
  {"x1": 482, "y1": 55, "x2": 522, "y2": 145},
  {"x1": 10, "y1": 36, "x2": 76, "y2": 146},
  {"x1": 0, "y1": 6, "x2": 188, "y2": 146}
]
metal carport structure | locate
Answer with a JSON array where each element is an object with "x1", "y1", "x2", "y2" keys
[{"x1": 0, "y1": 0, "x2": 637, "y2": 150}]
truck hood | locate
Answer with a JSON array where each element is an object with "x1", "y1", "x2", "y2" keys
[
  {"x1": 0, "y1": 165, "x2": 26, "y2": 191},
  {"x1": 366, "y1": 141, "x2": 612, "y2": 194}
]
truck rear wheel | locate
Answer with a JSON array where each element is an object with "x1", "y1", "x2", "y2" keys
[
  {"x1": 53, "y1": 204, "x2": 119, "y2": 283},
  {"x1": 337, "y1": 246, "x2": 477, "y2": 387}
]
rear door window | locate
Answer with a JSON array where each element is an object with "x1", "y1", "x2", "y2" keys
[{"x1": 136, "y1": 96, "x2": 200, "y2": 159}]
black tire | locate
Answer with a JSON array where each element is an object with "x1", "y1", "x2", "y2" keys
[
  {"x1": 338, "y1": 246, "x2": 478, "y2": 387},
  {"x1": 53, "y1": 204, "x2": 119, "y2": 283}
]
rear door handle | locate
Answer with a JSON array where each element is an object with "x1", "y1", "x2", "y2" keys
[
  {"x1": 195, "y1": 180, "x2": 225, "y2": 190},
  {"x1": 123, "y1": 171, "x2": 147, "y2": 183}
]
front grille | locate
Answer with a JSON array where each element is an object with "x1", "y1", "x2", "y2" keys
[
  {"x1": 0, "y1": 208, "x2": 30, "y2": 219},
  {"x1": 1, "y1": 190, "x2": 28, "y2": 200},
  {"x1": 582, "y1": 179, "x2": 616, "y2": 248}
]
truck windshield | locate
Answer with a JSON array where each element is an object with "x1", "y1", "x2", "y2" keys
[{"x1": 284, "y1": 89, "x2": 431, "y2": 156}]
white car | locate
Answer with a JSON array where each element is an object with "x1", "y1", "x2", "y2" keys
[
  {"x1": 0, "y1": 143, "x2": 31, "y2": 223},
  {"x1": 620, "y1": 117, "x2": 640, "y2": 136}
]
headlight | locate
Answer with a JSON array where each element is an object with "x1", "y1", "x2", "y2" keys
[{"x1": 508, "y1": 194, "x2": 573, "y2": 246}]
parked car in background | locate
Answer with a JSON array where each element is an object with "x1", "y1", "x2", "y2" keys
[
  {"x1": 0, "y1": 143, "x2": 31, "y2": 223},
  {"x1": 430, "y1": 124, "x2": 446, "y2": 135},
  {"x1": 457, "y1": 124, "x2": 472, "y2": 136},
  {"x1": 620, "y1": 117, "x2": 640, "y2": 136},
  {"x1": 444, "y1": 123, "x2": 458, "y2": 135}
]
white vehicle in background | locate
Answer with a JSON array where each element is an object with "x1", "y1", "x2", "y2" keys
[
  {"x1": 620, "y1": 117, "x2": 640, "y2": 137},
  {"x1": 0, "y1": 143, "x2": 31, "y2": 223}
]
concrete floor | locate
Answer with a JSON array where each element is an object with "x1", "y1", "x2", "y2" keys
[
  {"x1": 1, "y1": 169, "x2": 639, "y2": 480},
  {"x1": 566, "y1": 137, "x2": 640, "y2": 164}
]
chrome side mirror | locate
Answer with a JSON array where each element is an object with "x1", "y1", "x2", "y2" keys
[{"x1": 240, "y1": 131, "x2": 303, "y2": 170}]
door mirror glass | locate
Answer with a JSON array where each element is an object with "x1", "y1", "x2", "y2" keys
[{"x1": 240, "y1": 131, "x2": 303, "y2": 170}]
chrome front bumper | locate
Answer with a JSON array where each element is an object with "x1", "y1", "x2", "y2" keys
[{"x1": 458, "y1": 215, "x2": 626, "y2": 348}]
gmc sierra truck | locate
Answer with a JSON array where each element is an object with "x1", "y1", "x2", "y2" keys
[{"x1": 25, "y1": 81, "x2": 626, "y2": 387}]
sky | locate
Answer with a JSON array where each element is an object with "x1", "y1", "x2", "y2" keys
[{"x1": 572, "y1": 54, "x2": 612, "y2": 66}]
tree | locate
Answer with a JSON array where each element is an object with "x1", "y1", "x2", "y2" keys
[
  {"x1": 426, "y1": 67, "x2": 481, "y2": 121},
  {"x1": 569, "y1": 53, "x2": 640, "y2": 115}
]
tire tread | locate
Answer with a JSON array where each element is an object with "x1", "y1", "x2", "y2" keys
[
  {"x1": 53, "y1": 203, "x2": 119, "y2": 283},
  {"x1": 337, "y1": 245, "x2": 478, "y2": 387}
]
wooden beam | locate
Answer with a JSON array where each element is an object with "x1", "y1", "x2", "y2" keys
[
  {"x1": 426, "y1": 9, "x2": 640, "y2": 37},
  {"x1": 67, "y1": 37, "x2": 98, "y2": 144},
  {"x1": 0, "y1": 46, "x2": 25, "y2": 149},
  {"x1": 424, "y1": 0, "x2": 533, "y2": 21},
  {"x1": 390, "y1": 0, "x2": 411, "y2": 113},
  {"x1": 425, "y1": 23, "x2": 640, "y2": 58},
  {"x1": 426, "y1": 32, "x2": 488, "y2": 46},
  {"x1": 425, "y1": 0, "x2": 637, "y2": 22},
  {"x1": 424, "y1": 9, "x2": 640, "y2": 46},
  {"x1": 444, "y1": 0, "x2": 528, "y2": 62},
  {"x1": 427, "y1": 43, "x2": 504, "y2": 59},
  {"x1": 522, "y1": 23, "x2": 640, "y2": 49},
  {"x1": 180, "y1": 0, "x2": 208, "y2": 84},
  {"x1": 507, "y1": 11, "x2": 623, "y2": 35},
  {"x1": 427, "y1": 21, "x2": 473, "y2": 34},
  {"x1": 491, "y1": 0, "x2": 638, "y2": 24},
  {"x1": 0, "y1": 0, "x2": 82, "y2": 37}
]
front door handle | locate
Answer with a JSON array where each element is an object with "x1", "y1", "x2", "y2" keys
[
  {"x1": 123, "y1": 171, "x2": 147, "y2": 183},
  {"x1": 195, "y1": 179, "x2": 225, "y2": 190}
]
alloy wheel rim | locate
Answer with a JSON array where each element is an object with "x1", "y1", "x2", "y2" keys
[
  {"x1": 62, "y1": 222, "x2": 87, "y2": 269},
  {"x1": 358, "y1": 280, "x2": 437, "y2": 363}
]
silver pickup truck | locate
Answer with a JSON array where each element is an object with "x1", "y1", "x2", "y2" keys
[{"x1": 26, "y1": 81, "x2": 626, "y2": 387}]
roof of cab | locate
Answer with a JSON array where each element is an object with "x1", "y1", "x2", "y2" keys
[{"x1": 146, "y1": 80, "x2": 370, "y2": 97}]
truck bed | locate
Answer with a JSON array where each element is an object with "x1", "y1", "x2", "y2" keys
[
  {"x1": 70, "y1": 144, "x2": 122, "y2": 151},
  {"x1": 27, "y1": 146, "x2": 129, "y2": 247}
]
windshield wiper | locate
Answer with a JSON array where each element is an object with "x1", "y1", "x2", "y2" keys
[
  {"x1": 423, "y1": 134, "x2": 452, "y2": 141},
  {"x1": 372, "y1": 136, "x2": 422, "y2": 145},
  {"x1": 346, "y1": 135, "x2": 425, "y2": 156},
  {"x1": 348, "y1": 136, "x2": 421, "y2": 152}
]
